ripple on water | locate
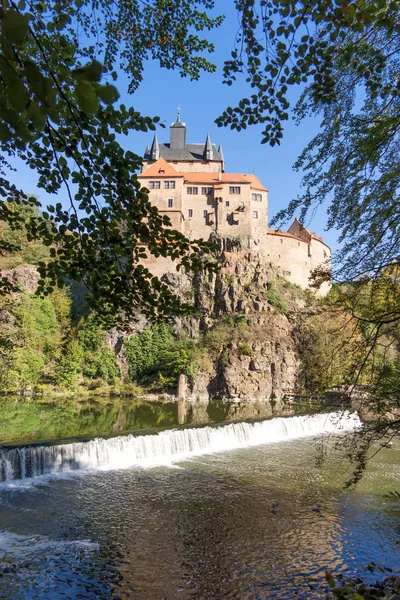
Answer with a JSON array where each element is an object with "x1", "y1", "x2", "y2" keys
[{"x1": 0, "y1": 433, "x2": 399, "y2": 599}]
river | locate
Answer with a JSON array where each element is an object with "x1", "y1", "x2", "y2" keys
[{"x1": 0, "y1": 402, "x2": 399, "y2": 599}]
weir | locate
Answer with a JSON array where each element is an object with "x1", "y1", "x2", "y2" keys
[{"x1": 0, "y1": 411, "x2": 361, "y2": 483}]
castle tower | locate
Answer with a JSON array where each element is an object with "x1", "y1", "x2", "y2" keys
[
  {"x1": 170, "y1": 113, "x2": 186, "y2": 150},
  {"x1": 142, "y1": 113, "x2": 224, "y2": 173}
]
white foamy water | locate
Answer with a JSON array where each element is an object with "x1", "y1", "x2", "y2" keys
[
  {"x1": 0, "y1": 411, "x2": 361, "y2": 483},
  {"x1": 0, "y1": 531, "x2": 99, "y2": 558}
]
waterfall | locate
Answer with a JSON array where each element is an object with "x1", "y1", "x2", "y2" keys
[{"x1": 0, "y1": 411, "x2": 361, "y2": 483}]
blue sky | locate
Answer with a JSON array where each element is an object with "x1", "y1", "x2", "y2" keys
[{"x1": 7, "y1": 1, "x2": 340, "y2": 252}]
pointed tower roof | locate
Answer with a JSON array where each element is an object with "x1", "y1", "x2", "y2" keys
[
  {"x1": 171, "y1": 107, "x2": 185, "y2": 128},
  {"x1": 204, "y1": 132, "x2": 214, "y2": 160},
  {"x1": 150, "y1": 133, "x2": 160, "y2": 160}
]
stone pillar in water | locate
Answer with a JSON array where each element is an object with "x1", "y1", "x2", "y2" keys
[
  {"x1": 178, "y1": 373, "x2": 187, "y2": 401},
  {"x1": 177, "y1": 374, "x2": 187, "y2": 424}
]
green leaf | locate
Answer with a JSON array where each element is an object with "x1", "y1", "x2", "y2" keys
[
  {"x1": 75, "y1": 81, "x2": 99, "y2": 114},
  {"x1": 0, "y1": 122, "x2": 11, "y2": 142},
  {"x1": 325, "y1": 571, "x2": 335, "y2": 589},
  {"x1": 6, "y1": 75, "x2": 30, "y2": 112},
  {"x1": 97, "y1": 84, "x2": 120, "y2": 105},
  {"x1": 27, "y1": 101, "x2": 46, "y2": 131},
  {"x1": 2, "y1": 10, "x2": 29, "y2": 47},
  {"x1": 84, "y1": 60, "x2": 103, "y2": 82}
]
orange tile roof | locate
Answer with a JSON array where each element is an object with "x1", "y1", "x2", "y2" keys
[
  {"x1": 182, "y1": 172, "x2": 267, "y2": 191},
  {"x1": 242, "y1": 174, "x2": 268, "y2": 192},
  {"x1": 140, "y1": 158, "x2": 183, "y2": 177},
  {"x1": 267, "y1": 228, "x2": 308, "y2": 243},
  {"x1": 267, "y1": 228, "x2": 330, "y2": 250}
]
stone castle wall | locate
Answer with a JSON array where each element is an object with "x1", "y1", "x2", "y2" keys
[
  {"x1": 142, "y1": 160, "x2": 222, "y2": 174},
  {"x1": 266, "y1": 232, "x2": 331, "y2": 295}
]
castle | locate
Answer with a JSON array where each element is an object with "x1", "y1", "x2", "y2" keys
[{"x1": 138, "y1": 115, "x2": 331, "y2": 295}]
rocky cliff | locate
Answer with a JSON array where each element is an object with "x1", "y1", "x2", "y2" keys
[
  {"x1": 160, "y1": 247, "x2": 314, "y2": 403},
  {"x1": 1, "y1": 248, "x2": 316, "y2": 401}
]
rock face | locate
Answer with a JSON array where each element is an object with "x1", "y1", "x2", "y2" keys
[
  {"x1": 107, "y1": 246, "x2": 304, "y2": 401},
  {"x1": 184, "y1": 247, "x2": 305, "y2": 401},
  {"x1": 2, "y1": 264, "x2": 41, "y2": 294},
  {"x1": 190, "y1": 312, "x2": 301, "y2": 402}
]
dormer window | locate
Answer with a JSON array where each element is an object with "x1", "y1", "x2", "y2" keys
[{"x1": 159, "y1": 169, "x2": 165, "y2": 174}]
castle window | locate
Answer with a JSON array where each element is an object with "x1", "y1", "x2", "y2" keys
[
  {"x1": 164, "y1": 181, "x2": 176, "y2": 189},
  {"x1": 226, "y1": 201, "x2": 230, "y2": 207},
  {"x1": 188, "y1": 209, "x2": 193, "y2": 218},
  {"x1": 201, "y1": 187, "x2": 213, "y2": 195},
  {"x1": 187, "y1": 187, "x2": 198, "y2": 195},
  {"x1": 252, "y1": 211, "x2": 259, "y2": 219},
  {"x1": 252, "y1": 193, "x2": 262, "y2": 202},
  {"x1": 229, "y1": 186, "x2": 241, "y2": 194},
  {"x1": 281, "y1": 238, "x2": 283, "y2": 244},
  {"x1": 203, "y1": 210, "x2": 208, "y2": 217},
  {"x1": 149, "y1": 181, "x2": 160, "y2": 189},
  {"x1": 298, "y1": 242, "x2": 300, "y2": 246},
  {"x1": 168, "y1": 199, "x2": 173, "y2": 208}
]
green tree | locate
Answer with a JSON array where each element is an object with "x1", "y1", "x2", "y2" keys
[
  {"x1": 124, "y1": 323, "x2": 191, "y2": 387},
  {"x1": 0, "y1": 0, "x2": 221, "y2": 321},
  {"x1": 8, "y1": 348, "x2": 44, "y2": 390},
  {"x1": 83, "y1": 347, "x2": 121, "y2": 384},
  {"x1": 56, "y1": 338, "x2": 84, "y2": 388}
]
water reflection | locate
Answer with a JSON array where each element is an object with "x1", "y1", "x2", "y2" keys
[{"x1": 0, "y1": 396, "x2": 309, "y2": 445}]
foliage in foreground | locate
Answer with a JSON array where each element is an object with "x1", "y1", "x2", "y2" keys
[
  {"x1": 0, "y1": 0, "x2": 221, "y2": 321},
  {"x1": 1, "y1": 0, "x2": 398, "y2": 324}
]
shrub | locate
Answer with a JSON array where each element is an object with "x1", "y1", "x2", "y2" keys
[
  {"x1": 266, "y1": 287, "x2": 288, "y2": 314},
  {"x1": 238, "y1": 344, "x2": 253, "y2": 357},
  {"x1": 83, "y1": 347, "x2": 121, "y2": 384}
]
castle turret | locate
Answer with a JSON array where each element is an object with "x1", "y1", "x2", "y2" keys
[
  {"x1": 150, "y1": 133, "x2": 160, "y2": 160},
  {"x1": 204, "y1": 133, "x2": 214, "y2": 160}
]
